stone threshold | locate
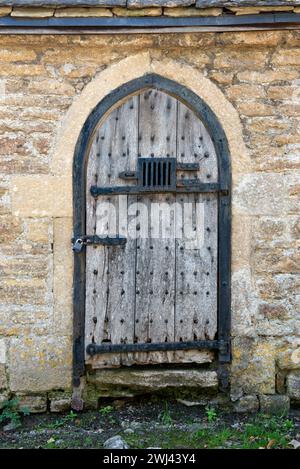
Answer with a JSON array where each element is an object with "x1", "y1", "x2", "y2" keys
[{"x1": 1, "y1": 5, "x2": 300, "y2": 19}]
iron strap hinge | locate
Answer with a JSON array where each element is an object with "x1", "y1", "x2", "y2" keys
[
  {"x1": 72, "y1": 235, "x2": 127, "y2": 253},
  {"x1": 86, "y1": 339, "x2": 223, "y2": 356},
  {"x1": 90, "y1": 182, "x2": 228, "y2": 197}
]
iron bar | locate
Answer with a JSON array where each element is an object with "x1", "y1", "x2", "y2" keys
[
  {"x1": 86, "y1": 340, "x2": 221, "y2": 356},
  {"x1": 90, "y1": 182, "x2": 225, "y2": 196}
]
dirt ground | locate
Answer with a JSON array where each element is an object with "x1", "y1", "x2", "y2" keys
[{"x1": 1, "y1": 397, "x2": 300, "y2": 449}]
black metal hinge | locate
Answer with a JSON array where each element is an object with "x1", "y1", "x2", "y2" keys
[
  {"x1": 218, "y1": 339, "x2": 231, "y2": 363},
  {"x1": 86, "y1": 339, "x2": 221, "y2": 356}
]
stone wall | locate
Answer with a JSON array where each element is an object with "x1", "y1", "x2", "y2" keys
[
  {"x1": 0, "y1": 30, "x2": 299, "y2": 413},
  {"x1": 1, "y1": 3, "x2": 300, "y2": 18}
]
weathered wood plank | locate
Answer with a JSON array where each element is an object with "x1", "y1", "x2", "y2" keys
[
  {"x1": 85, "y1": 96, "x2": 138, "y2": 367},
  {"x1": 134, "y1": 90, "x2": 177, "y2": 364},
  {"x1": 176, "y1": 104, "x2": 218, "y2": 185},
  {"x1": 175, "y1": 101, "x2": 218, "y2": 349}
]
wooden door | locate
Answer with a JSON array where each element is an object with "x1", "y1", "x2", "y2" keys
[{"x1": 84, "y1": 89, "x2": 219, "y2": 368}]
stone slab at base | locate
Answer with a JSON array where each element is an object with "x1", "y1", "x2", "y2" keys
[
  {"x1": 85, "y1": 368, "x2": 218, "y2": 401},
  {"x1": 233, "y1": 395, "x2": 259, "y2": 413},
  {"x1": 259, "y1": 394, "x2": 290, "y2": 415},
  {"x1": 17, "y1": 395, "x2": 47, "y2": 413}
]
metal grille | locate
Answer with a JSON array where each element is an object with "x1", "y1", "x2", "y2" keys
[{"x1": 138, "y1": 158, "x2": 176, "y2": 191}]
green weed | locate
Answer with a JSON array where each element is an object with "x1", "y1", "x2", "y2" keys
[{"x1": 0, "y1": 398, "x2": 30, "y2": 428}]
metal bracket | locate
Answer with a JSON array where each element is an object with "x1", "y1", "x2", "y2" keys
[
  {"x1": 119, "y1": 171, "x2": 137, "y2": 180},
  {"x1": 218, "y1": 364, "x2": 230, "y2": 392},
  {"x1": 176, "y1": 162, "x2": 200, "y2": 171},
  {"x1": 218, "y1": 339, "x2": 231, "y2": 363},
  {"x1": 72, "y1": 235, "x2": 127, "y2": 253}
]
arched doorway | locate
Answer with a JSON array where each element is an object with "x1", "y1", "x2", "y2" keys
[{"x1": 73, "y1": 74, "x2": 231, "y2": 387}]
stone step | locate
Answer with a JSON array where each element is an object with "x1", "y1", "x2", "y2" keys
[{"x1": 87, "y1": 368, "x2": 218, "y2": 397}]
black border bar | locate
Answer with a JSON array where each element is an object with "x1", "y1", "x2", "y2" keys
[
  {"x1": 86, "y1": 340, "x2": 221, "y2": 356},
  {"x1": 1, "y1": 13, "x2": 300, "y2": 32}
]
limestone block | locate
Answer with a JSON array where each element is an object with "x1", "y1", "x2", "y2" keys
[
  {"x1": 218, "y1": 31, "x2": 282, "y2": 47},
  {"x1": 231, "y1": 338, "x2": 276, "y2": 396},
  {"x1": 0, "y1": 7, "x2": 12, "y2": 17},
  {"x1": 0, "y1": 215, "x2": 22, "y2": 243},
  {"x1": 287, "y1": 372, "x2": 300, "y2": 401},
  {"x1": 0, "y1": 48, "x2": 37, "y2": 62},
  {"x1": 226, "y1": 84, "x2": 265, "y2": 101},
  {"x1": 233, "y1": 173, "x2": 296, "y2": 216},
  {"x1": 233, "y1": 395, "x2": 259, "y2": 413},
  {"x1": 17, "y1": 395, "x2": 47, "y2": 413},
  {"x1": 113, "y1": 7, "x2": 162, "y2": 15},
  {"x1": 11, "y1": 176, "x2": 72, "y2": 218},
  {"x1": 163, "y1": 7, "x2": 222, "y2": 16},
  {"x1": 197, "y1": 0, "x2": 298, "y2": 7},
  {"x1": 214, "y1": 50, "x2": 268, "y2": 70},
  {"x1": 272, "y1": 49, "x2": 300, "y2": 67},
  {"x1": 258, "y1": 302, "x2": 290, "y2": 321},
  {"x1": 9, "y1": 336, "x2": 72, "y2": 393},
  {"x1": 0, "y1": 365, "x2": 7, "y2": 390},
  {"x1": 259, "y1": 394, "x2": 290, "y2": 415},
  {"x1": 55, "y1": 8, "x2": 113, "y2": 17},
  {"x1": 0, "y1": 392, "x2": 9, "y2": 409},
  {"x1": 278, "y1": 349, "x2": 300, "y2": 370},
  {"x1": 48, "y1": 390, "x2": 73, "y2": 412},
  {"x1": 231, "y1": 269, "x2": 257, "y2": 337},
  {"x1": 0, "y1": 278, "x2": 47, "y2": 307},
  {"x1": 53, "y1": 218, "x2": 73, "y2": 334},
  {"x1": 237, "y1": 70, "x2": 298, "y2": 84},
  {"x1": 50, "y1": 398, "x2": 71, "y2": 412},
  {"x1": 11, "y1": 8, "x2": 55, "y2": 17},
  {"x1": 0, "y1": 339, "x2": 6, "y2": 364},
  {"x1": 88, "y1": 369, "x2": 218, "y2": 397},
  {"x1": 228, "y1": 6, "x2": 294, "y2": 15},
  {"x1": 26, "y1": 220, "x2": 52, "y2": 244},
  {"x1": 128, "y1": 0, "x2": 194, "y2": 8}
]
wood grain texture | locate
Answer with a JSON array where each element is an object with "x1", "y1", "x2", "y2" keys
[
  {"x1": 134, "y1": 90, "x2": 177, "y2": 364},
  {"x1": 86, "y1": 97, "x2": 138, "y2": 367},
  {"x1": 174, "y1": 101, "x2": 218, "y2": 360},
  {"x1": 86, "y1": 89, "x2": 219, "y2": 368}
]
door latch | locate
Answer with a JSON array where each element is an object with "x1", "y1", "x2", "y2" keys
[{"x1": 72, "y1": 235, "x2": 127, "y2": 253}]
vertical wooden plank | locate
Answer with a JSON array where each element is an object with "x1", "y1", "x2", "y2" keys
[
  {"x1": 85, "y1": 96, "x2": 138, "y2": 367},
  {"x1": 176, "y1": 104, "x2": 218, "y2": 185},
  {"x1": 175, "y1": 102, "x2": 218, "y2": 353},
  {"x1": 135, "y1": 90, "x2": 177, "y2": 363}
]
